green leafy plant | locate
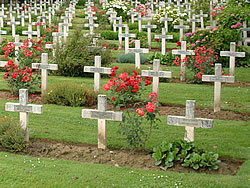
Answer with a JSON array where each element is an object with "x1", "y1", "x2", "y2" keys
[
  {"x1": 42, "y1": 82, "x2": 98, "y2": 107},
  {"x1": 152, "y1": 140, "x2": 221, "y2": 170},
  {"x1": 0, "y1": 117, "x2": 26, "y2": 152},
  {"x1": 149, "y1": 52, "x2": 177, "y2": 66},
  {"x1": 101, "y1": 31, "x2": 118, "y2": 40},
  {"x1": 118, "y1": 53, "x2": 148, "y2": 64}
]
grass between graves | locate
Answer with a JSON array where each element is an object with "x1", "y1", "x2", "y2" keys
[
  {"x1": 0, "y1": 98, "x2": 249, "y2": 160},
  {"x1": 0, "y1": 152, "x2": 249, "y2": 188}
]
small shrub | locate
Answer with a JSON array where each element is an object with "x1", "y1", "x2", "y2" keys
[
  {"x1": 152, "y1": 140, "x2": 220, "y2": 170},
  {"x1": 118, "y1": 53, "x2": 148, "y2": 64},
  {"x1": 0, "y1": 117, "x2": 26, "y2": 152},
  {"x1": 149, "y1": 52, "x2": 177, "y2": 66},
  {"x1": 42, "y1": 82, "x2": 98, "y2": 107},
  {"x1": 16, "y1": 26, "x2": 28, "y2": 35},
  {"x1": 101, "y1": 31, "x2": 118, "y2": 40},
  {"x1": 128, "y1": 22, "x2": 138, "y2": 30}
]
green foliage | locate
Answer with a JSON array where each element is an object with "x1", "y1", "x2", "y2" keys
[
  {"x1": 55, "y1": 31, "x2": 112, "y2": 77},
  {"x1": 101, "y1": 31, "x2": 118, "y2": 40},
  {"x1": 1, "y1": 27, "x2": 11, "y2": 35},
  {"x1": 149, "y1": 52, "x2": 177, "y2": 66},
  {"x1": 191, "y1": 0, "x2": 210, "y2": 15},
  {"x1": 42, "y1": 82, "x2": 98, "y2": 107},
  {"x1": 118, "y1": 53, "x2": 148, "y2": 64},
  {"x1": 77, "y1": 0, "x2": 88, "y2": 6},
  {"x1": 152, "y1": 140, "x2": 221, "y2": 170},
  {"x1": 116, "y1": 65, "x2": 141, "y2": 75},
  {"x1": 16, "y1": 26, "x2": 28, "y2": 35},
  {"x1": 128, "y1": 22, "x2": 138, "y2": 30},
  {"x1": 0, "y1": 117, "x2": 26, "y2": 152}
]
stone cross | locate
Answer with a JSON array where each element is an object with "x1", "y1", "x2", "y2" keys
[
  {"x1": 15, "y1": 4, "x2": 23, "y2": 16},
  {"x1": 84, "y1": 23, "x2": 99, "y2": 36},
  {"x1": 45, "y1": 43, "x2": 56, "y2": 57},
  {"x1": 240, "y1": 21, "x2": 249, "y2": 46},
  {"x1": 82, "y1": 95, "x2": 123, "y2": 149},
  {"x1": 7, "y1": 17, "x2": 20, "y2": 37},
  {"x1": 40, "y1": 12, "x2": 48, "y2": 29},
  {"x1": 62, "y1": 13, "x2": 72, "y2": 32},
  {"x1": 6, "y1": 6, "x2": 16, "y2": 22},
  {"x1": 127, "y1": 10, "x2": 137, "y2": 23},
  {"x1": 0, "y1": 11, "x2": 7, "y2": 27},
  {"x1": 32, "y1": 53, "x2": 58, "y2": 95},
  {"x1": 121, "y1": 27, "x2": 136, "y2": 54},
  {"x1": 141, "y1": 59, "x2": 172, "y2": 95},
  {"x1": 22, "y1": 24, "x2": 38, "y2": 39},
  {"x1": 45, "y1": 7, "x2": 53, "y2": 27},
  {"x1": 160, "y1": 13, "x2": 173, "y2": 33},
  {"x1": 134, "y1": 13, "x2": 143, "y2": 32},
  {"x1": 113, "y1": 16, "x2": 127, "y2": 49},
  {"x1": 220, "y1": 42, "x2": 245, "y2": 76},
  {"x1": 142, "y1": 18, "x2": 157, "y2": 50},
  {"x1": 111, "y1": 16, "x2": 119, "y2": 32},
  {"x1": 26, "y1": 7, "x2": 34, "y2": 23},
  {"x1": 85, "y1": 14, "x2": 97, "y2": 34},
  {"x1": 5, "y1": 89, "x2": 43, "y2": 142},
  {"x1": 0, "y1": 27, "x2": 7, "y2": 43},
  {"x1": 202, "y1": 64, "x2": 234, "y2": 112},
  {"x1": 14, "y1": 35, "x2": 23, "y2": 64},
  {"x1": 174, "y1": 20, "x2": 189, "y2": 41},
  {"x1": 172, "y1": 41, "x2": 194, "y2": 81},
  {"x1": 168, "y1": 100, "x2": 213, "y2": 142},
  {"x1": 196, "y1": 10, "x2": 208, "y2": 30},
  {"x1": 18, "y1": 11, "x2": 28, "y2": 27},
  {"x1": 209, "y1": 0, "x2": 213, "y2": 22},
  {"x1": 32, "y1": 3, "x2": 40, "y2": 15},
  {"x1": 127, "y1": 40, "x2": 149, "y2": 69},
  {"x1": 84, "y1": 56, "x2": 112, "y2": 92},
  {"x1": 206, "y1": 20, "x2": 217, "y2": 30},
  {"x1": 32, "y1": 17, "x2": 41, "y2": 39},
  {"x1": 155, "y1": 28, "x2": 173, "y2": 55},
  {"x1": 184, "y1": 7, "x2": 194, "y2": 20},
  {"x1": 187, "y1": 14, "x2": 200, "y2": 33}
]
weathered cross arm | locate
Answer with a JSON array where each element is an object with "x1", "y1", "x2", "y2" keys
[
  {"x1": 127, "y1": 48, "x2": 149, "y2": 53},
  {"x1": 32, "y1": 63, "x2": 58, "y2": 70},
  {"x1": 202, "y1": 75, "x2": 235, "y2": 83},
  {"x1": 142, "y1": 70, "x2": 172, "y2": 78},
  {"x1": 168, "y1": 116, "x2": 214, "y2": 128},
  {"x1": 84, "y1": 66, "x2": 112, "y2": 74},
  {"x1": 5, "y1": 103, "x2": 43, "y2": 114},
  {"x1": 220, "y1": 51, "x2": 245, "y2": 57},
  {"x1": 82, "y1": 109, "x2": 123, "y2": 121}
]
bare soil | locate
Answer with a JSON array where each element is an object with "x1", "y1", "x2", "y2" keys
[{"x1": 0, "y1": 138, "x2": 243, "y2": 176}]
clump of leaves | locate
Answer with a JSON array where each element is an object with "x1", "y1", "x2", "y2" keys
[{"x1": 152, "y1": 140, "x2": 220, "y2": 170}]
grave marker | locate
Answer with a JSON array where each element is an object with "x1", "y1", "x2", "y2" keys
[
  {"x1": 7, "y1": 17, "x2": 20, "y2": 37},
  {"x1": 32, "y1": 53, "x2": 58, "y2": 95},
  {"x1": 0, "y1": 11, "x2": 7, "y2": 27},
  {"x1": 18, "y1": 11, "x2": 28, "y2": 27},
  {"x1": 0, "y1": 27, "x2": 7, "y2": 43},
  {"x1": 160, "y1": 13, "x2": 173, "y2": 33},
  {"x1": 113, "y1": 16, "x2": 127, "y2": 49},
  {"x1": 5, "y1": 89, "x2": 43, "y2": 141},
  {"x1": 127, "y1": 40, "x2": 149, "y2": 69},
  {"x1": 168, "y1": 100, "x2": 213, "y2": 142},
  {"x1": 142, "y1": 18, "x2": 157, "y2": 49},
  {"x1": 142, "y1": 59, "x2": 172, "y2": 95},
  {"x1": 187, "y1": 14, "x2": 200, "y2": 33},
  {"x1": 202, "y1": 64, "x2": 234, "y2": 112},
  {"x1": 155, "y1": 28, "x2": 173, "y2": 55},
  {"x1": 82, "y1": 95, "x2": 123, "y2": 149},
  {"x1": 196, "y1": 10, "x2": 208, "y2": 30},
  {"x1": 84, "y1": 56, "x2": 112, "y2": 92},
  {"x1": 22, "y1": 24, "x2": 38, "y2": 39},
  {"x1": 174, "y1": 20, "x2": 189, "y2": 41},
  {"x1": 120, "y1": 27, "x2": 136, "y2": 54}
]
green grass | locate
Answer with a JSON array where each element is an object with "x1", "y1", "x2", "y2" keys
[{"x1": 0, "y1": 152, "x2": 249, "y2": 188}]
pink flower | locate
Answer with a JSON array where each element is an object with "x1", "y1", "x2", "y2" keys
[
  {"x1": 192, "y1": 43, "x2": 196, "y2": 47},
  {"x1": 146, "y1": 102, "x2": 156, "y2": 113},
  {"x1": 136, "y1": 108, "x2": 145, "y2": 116},
  {"x1": 104, "y1": 83, "x2": 111, "y2": 91},
  {"x1": 202, "y1": 39, "x2": 206, "y2": 42},
  {"x1": 149, "y1": 92, "x2": 158, "y2": 101}
]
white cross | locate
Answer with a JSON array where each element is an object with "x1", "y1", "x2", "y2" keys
[
  {"x1": 22, "y1": 24, "x2": 38, "y2": 39},
  {"x1": 32, "y1": 17, "x2": 41, "y2": 39},
  {"x1": 45, "y1": 43, "x2": 56, "y2": 57},
  {"x1": 45, "y1": 7, "x2": 53, "y2": 27},
  {"x1": 0, "y1": 11, "x2": 7, "y2": 27},
  {"x1": 7, "y1": 16, "x2": 20, "y2": 37},
  {"x1": 172, "y1": 41, "x2": 194, "y2": 81},
  {"x1": 240, "y1": 21, "x2": 249, "y2": 46},
  {"x1": 84, "y1": 56, "x2": 112, "y2": 92},
  {"x1": 134, "y1": 13, "x2": 144, "y2": 32},
  {"x1": 187, "y1": 14, "x2": 200, "y2": 33},
  {"x1": 128, "y1": 40, "x2": 149, "y2": 69},
  {"x1": 142, "y1": 59, "x2": 172, "y2": 95},
  {"x1": 168, "y1": 100, "x2": 213, "y2": 142},
  {"x1": 196, "y1": 10, "x2": 208, "y2": 30},
  {"x1": 113, "y1": 16, "x2": 127, "y2": 49},
  {"x1": 17, "y1": 11, "x2": 28, "y2": 27},
  {"x1": 26, "y1": 7, "x2": 34, "y2": 23},
  {"x1": 202, "y1": 64, "x2": 234, "y2": 112},
  {"x1": 6, "y1": 6, "x2": 16, "y2": 22},
  {"x1": 155, "y1": 28, "x2": 173, "y2": 55},
  {"x1": 5, "y1": 89, "x2": 43, "y2": 142},
  {"x1": 32, "y1": 3, "x2": 40, "y2": 15},
  {"x1": 160, "y1": 13, "x2": 173, "y2": 33},
  {"x1": 82, "y1": 95, "x2": 123, "y2": 149},
  {"x1": 142, "y1": 18, "x2": 157, "y2": 50},
  {"x1": 111, "y1": 16, "x2": 119, "y2": 32},
  {"x1": 127, "y1": 10, "x2": 137, "y2": 24},
  {"x1": 14, "y1": 35, "x2": 23, "y2": 65},
  {"x1": 174, "y1": 20, "x2": 189, "y2": 41},
  {"x1": 121, "y1": 27, "x2": 136, "y2": 54},
  {"x1": 220, "y1": 42, "x2": 245, "y2": 76},
  {"x1": 32, "y1": 53, "x2": 58, "y2": 95},
  {"x1": 84, "y1": 23, "x2": 99, "y2": 36},
  {"x1": 0, "y1": 27, "x2": 7, "y2": 43},
  {"x1": 0, "y1": 60, "x2": 8, "y2": 67}
]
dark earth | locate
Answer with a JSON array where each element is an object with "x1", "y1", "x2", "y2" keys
[{"x1": 0, "y1": 90, "x2": 248, "y2": 175}]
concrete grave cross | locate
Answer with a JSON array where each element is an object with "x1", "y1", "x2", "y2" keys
[
  {"x1": 141, "y1": 18, "x2": 157, "y2": 50},
  {"x1": 202, "y1": 64, "x2": 234, "y2": 112},
  {"x1": 111, "y1": 16, "x2": 119, "y2": 32},
  {"x1": 22, "y1": 24, "x2": 38, "y2": 39},
  {"x1": 5, "y1": 89, "x2": 43, "y2": 142},
  {"x1": 0, "y1": 4, "x2": 7, "y2": 14},
  {"x1": 14, "y1": 35, "x2": 23, "y2": 64},
  {"x1": 174, "y1": 19, "x2": 189, "y2": 42},
  {"x1": 7, "y1": 16, "x2": 20, "y2": 37},
  {"x1": 174, "y1": 0, "x2": 183, "y2": 13},
  {"x1": 40, "y1": 12, "x2": 48, "y2": 29},
  {"x1": 240, "y1": 21, "x2": 250, "y2": 46},
  {"x1": 45, "y1": 7, "x2": 53, "y2": 27},
  {"x1": 18, "y1": 11, "x2": 28, "y2": 27},
  {"x1": 155, "y1": 28, "x2": 173, "y2": 55},
  {"x1": 26, "y1": 7, "x2": 34, "y2": 23},
  {"x1": 32, "y1": 53, "x2": 58, "y2": 95},
  {"x1": 141, "y1": 59, "x2": 172, "y2": 95},
  {"x1": 0, "y1": 27, "x2": 7, "y2": 43},
  {"x1": 187, "y1": 14, "x2": 200, "y2": 33},
  {"x1": 32, "y1": 17, "x2": 42, "y2": 39},
  {"x1": 127, "y1": 40, "x2": 149, "y2": 69},
  {"x1": 121, "y1": 27, "x2": 136, "y2": 54},
  {"x1": 196, "y1": 10, "x2": 208, "y2": 30},
  {"x1": 206, "y1": 20, "x2": 217, "y2": 30},
  {"x1": 45, "y1": 43, "x2": 56, "y2": 57},
  {"x1": 220, "y1": 42, "x2": 245, "y2": 76},
  {"x1": 84, "y1": 14, "x2": 97, "y2": 34},
  {"x1": 134, "y1": 13, "x2": 143, "y2": 32},
  {"x1": 0, "y1": 11, "x2": 7, "y2": 27},
  {"x1": 172, "y1": 41, "x2": 194, "y2": 81},
  {"x1": 84, "y1": 23, "x2": 99, "y2": 36},
  {"x1": 32, "y1": 3, "x2": 40, "y2": 15},
  {"x1": 168, "y1": 100, "x2": 213, "y2": 142},
  {"x1": 166, "y1": 0, "x2": 174, "y2": 7},
  {"x1": 82, "y1": 95, "x2": 123, "y2": 149},
  {"x1": 84, "y1": 56, "x2": 112, "y2": 92},
  {"x1": 183, "y1": 0, "x2": 191, "y2": 9},
  {"x1": 160, "y1": 13, "x2": 173, "y2": 33},
  {"x1": 127, "y1": 10, "x2": 137, "y2": 24},
  {"x1": 113, "y1": 16, "x2": 127, "y2": 49},
  {"x1": 184, "y1": 7, "x2": 194, "y2": 20},
  {"x1": 52, "y1": 25, "x2": 68, "y2": 46},
  {"x1": 6, "y1": 6, "x2": 16, "y2": 22}
]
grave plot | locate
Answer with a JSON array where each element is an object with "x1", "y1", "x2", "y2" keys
[{"x1": 0, "y1": 0, "x2": 249, "y2": 187}]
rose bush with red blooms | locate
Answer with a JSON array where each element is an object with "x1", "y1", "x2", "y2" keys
[
  {"x1": 104, "y1": 67, "x2": 160, "y2": 148},
  {"x1": 3, "y1": 60, "x2": 41, "y2": 95}
]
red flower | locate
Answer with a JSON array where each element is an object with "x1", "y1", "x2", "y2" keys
[
  {"x1": 149, "y1": 92, "x2": 158, "y2": 101},
  {"x1": 146, "y1": 102, "x2": 156, "y2": 113},
  {"x1": 42, "y1": 35, "x2": 46, "y2": 38},
  {"x1": 112, "y1": 96, "x2": 116, "y2": 101},
  {"x1": 119, "y1": 73, "x2": 128, "y2": 80},
  {"x1": 104, "y1": 83, "x2": 111, "y2": 91},
  {"x1": 177, "y1": 41, "x2": 181, "y2": 47},
  {"x1": 59, "y1": 10, "x2": 62, "y2": 13},
  {"x1": 101, "y1": 11, "x2": 104, "y2": 14},
  {"x1": 155, "y1": 38, "x2": 159, "y2": 42},
  {"x1": 25, "y1": 50, "x2": 33, "y2": 57},
  {"x1": 136, "y1": 108, "x2": 145, "y2": 116},
  {"x1": 114, "y1": 47, "x2": 118, "y2": 50}
]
